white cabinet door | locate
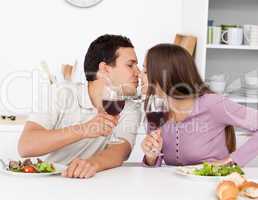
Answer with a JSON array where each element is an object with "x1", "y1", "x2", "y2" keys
[{"x1": 0, "y1": 131, "x2": 21, "y2": 159}]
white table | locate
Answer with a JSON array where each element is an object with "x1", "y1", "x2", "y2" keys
[{"x1": 0, "y1": 164, "x2": 257, "y2": 200}]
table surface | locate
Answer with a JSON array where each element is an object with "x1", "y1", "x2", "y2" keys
[{"x1": 0, "y1": 163, "x2": 257, "y2": 200}]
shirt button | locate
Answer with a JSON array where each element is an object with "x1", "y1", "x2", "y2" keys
[{"x1": 176, "y1": 150, "x2": 179, "y2": 152}]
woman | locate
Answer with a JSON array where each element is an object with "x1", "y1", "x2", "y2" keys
[{"x1": 140, "y1": 43, "x2": 258, "y2": 167}]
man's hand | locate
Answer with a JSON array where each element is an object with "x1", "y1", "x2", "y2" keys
[
  {"x1": 78, "y1": 113, "x2": 118, "y2": 138},
  {"x1": 62, "y1": 158, "x2": 99, "y2": 179},
  {"x1": 62, "y1": 140, "x2": 131, "y2": 179}
]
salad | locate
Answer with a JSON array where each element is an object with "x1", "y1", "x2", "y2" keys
[
  {"x1": 7, "y1": 158, "x2": 56, "y2": 173},
  {"x1": 193, "y1": 162, "x2": 244, "y2": 176}
]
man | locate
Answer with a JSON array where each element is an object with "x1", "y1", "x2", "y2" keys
[{"x1": 18, "y1": 34, "x2": 141, "y2": 178}]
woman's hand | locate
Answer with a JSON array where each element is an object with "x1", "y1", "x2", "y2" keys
[
  {"x1": 210, "y1": 157, "x2": 234, "y2": 166},
  {"x1": 141, "y1": 129, "x2": 163, "y2": 165}
]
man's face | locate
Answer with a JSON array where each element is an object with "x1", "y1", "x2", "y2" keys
[{"x1": 107, "y1": 47, "x2": 139, "y2": 96}]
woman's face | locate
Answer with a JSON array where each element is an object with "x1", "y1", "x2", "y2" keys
[
  {"x1": 140, "y1": 60, "x2": 148, "y2": 95},
  {"x1": 140, "y1": 58, "x2": 165, "y2": 97}
]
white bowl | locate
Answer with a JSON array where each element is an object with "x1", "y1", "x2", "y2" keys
[
  {"x1": 209, "y1": 74, "x2": 225, "y2": 82},
  {"x1": 245, "y1": 76, "x2": 258, "y2": 86},
  {"x1": 209, "y1": 81, "x2": 226, "y2": 93}
]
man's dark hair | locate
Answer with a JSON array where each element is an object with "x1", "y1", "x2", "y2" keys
[{"x1": 84, "y1": 34, "x2": 134, "y2": 81}]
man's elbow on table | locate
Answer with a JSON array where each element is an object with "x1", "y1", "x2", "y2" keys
[
  {"x1": 18, "y1": 121, "x2": 56, "y2": 158},
  {"x1": 18, "y1": 143, "x2": 32, "y2": 158},
  {"x1": 18, "y1": 132, "x2": 37, "y2": 158},
  {"x1": 100, "y1": 139, "x2": 132, "y2": 169},
  {"x1": 17, "y1": 123, "x2": 45, "y2": 158},
  {"x1": 114, "y1": 140, "x2": 132, "y2": 164}
]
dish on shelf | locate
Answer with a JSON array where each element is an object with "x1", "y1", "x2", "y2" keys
[
  {"x1": 227, "y1": 87, "x2": 258, "y2": 98},
  {"x1": 209, "y1": 81, "x2": 226, "y2": 93},
  {"x1": 245, "y1": 76, "x2": 258, "y2": 88}
]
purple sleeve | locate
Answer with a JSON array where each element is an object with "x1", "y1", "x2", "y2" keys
[
  {"x1": 209, "y1": 95, "x2": 258, "y2": 166},
  {"x1": 142, "y1": 155, "x2": 163, "y2": 167}
]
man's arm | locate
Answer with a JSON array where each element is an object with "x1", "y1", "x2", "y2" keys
[
  {"x1": 91, "y1": 140, "x2": 132, "y2": 170},
  {"x1": 62, "y1": 139, "x2": 131, "y2": 178},
  {"x1": 62, "y1": 101, "x2": 140, "y2": 179},
  {"x1": 18, "y1": 113, "x2": 118, "y2": 158},
  {"x1": 18, "y1": 121, "x2": 84, "y2": 157}
]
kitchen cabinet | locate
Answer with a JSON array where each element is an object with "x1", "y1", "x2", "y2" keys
[{"x1": 182, "y1": 0, "x2": 258, "y2": 104}]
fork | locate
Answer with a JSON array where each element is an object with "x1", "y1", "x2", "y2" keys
[{"x1": 0, "y1": 158, "x2": 7, "y2": 169}]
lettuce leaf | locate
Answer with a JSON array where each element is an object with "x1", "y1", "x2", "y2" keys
[
  {"x1": 193, "y1": 162, "x2": 244, "y2": 176},
  {"x1": 35, "y1": 162, "x2": 55, "y2": 173}
]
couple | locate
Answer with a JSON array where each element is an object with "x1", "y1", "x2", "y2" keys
[{"x1": 18, "y1": 34, "x2": 258, "y2": 179}]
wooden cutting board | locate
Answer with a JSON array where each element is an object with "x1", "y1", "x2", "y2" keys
[{"x1": 174, "y1": 34, "x2": 197, "y2": 56}]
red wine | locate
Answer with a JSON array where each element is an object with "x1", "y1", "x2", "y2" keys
[
  {"x1": 146, "y1": 111, "x2": 169, "y2": 130},
  {"x1": 102, "y1": 100, "x2": 125, "y2": 116}
]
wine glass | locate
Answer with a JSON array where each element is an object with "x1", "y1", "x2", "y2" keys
[
  {"x1": 102, "y1": 85, "x2": 125, "y2": 144},
  {"x1": 145, "y1": 95, "x2": 169, "y2": 155}
]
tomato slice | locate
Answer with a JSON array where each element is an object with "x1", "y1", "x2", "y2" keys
[{"x1": 22, "y1": 166, "x2": 37, "y2": 173}]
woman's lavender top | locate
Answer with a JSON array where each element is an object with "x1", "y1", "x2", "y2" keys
[{"x1": 143, "y1": 94, "x2": 258, "y2": 167}]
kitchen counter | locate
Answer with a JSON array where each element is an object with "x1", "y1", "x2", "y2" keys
[
  {"x1": 0, "y1": 115, "x2": 26, "y2": 132},
  {"x1": 0, "y1": 115, "x2": 27, "y2": 125},
  {"x1": 0, "y1": 164, "x2": 257, "y2": 200}
]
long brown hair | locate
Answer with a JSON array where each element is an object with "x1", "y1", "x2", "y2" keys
[{"x1": 144, "y1": 44, "x2": 236, "y2": 153}]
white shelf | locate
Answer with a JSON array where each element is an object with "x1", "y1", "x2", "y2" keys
[
  {"x1": 206, "y1": 44, "x2": 258, "y2": 50},
  {"x1": 227, "y1": 95, "x2": 258, "y2": 104}
]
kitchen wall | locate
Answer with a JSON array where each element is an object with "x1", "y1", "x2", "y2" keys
[{"x1": 0, "y1": 0, "x2": 182, "y2": 115}]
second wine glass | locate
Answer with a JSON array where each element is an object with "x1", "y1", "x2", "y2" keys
[{"x1": 145, "y1": 95, "x2": 170, "y2": 155}]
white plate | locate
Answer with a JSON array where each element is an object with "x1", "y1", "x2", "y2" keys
[
  {"x1": 175, "y1": 165, "x2": 245, "y2": 181},
  {"x1": 65, "y1": 0, "x2": 103, "y2": 8},
  {"x1": 238, "y1": 195, "x2": 257, "y2": 200},
  {"x1": 0, "y1": 163, "x2": 66, "y2": 177}
]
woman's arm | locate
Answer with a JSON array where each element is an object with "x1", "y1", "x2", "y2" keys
[{"x1": 209, "y1": 94, "x2": 258, "y2": 166}]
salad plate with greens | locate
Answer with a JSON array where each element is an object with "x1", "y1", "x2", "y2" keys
[
  {"x1": 175, "y1": 162, "x2": 245, "y2": 181},
  {"x1": 0, "y1": 158, "x2": 66, "y2": 176}
]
